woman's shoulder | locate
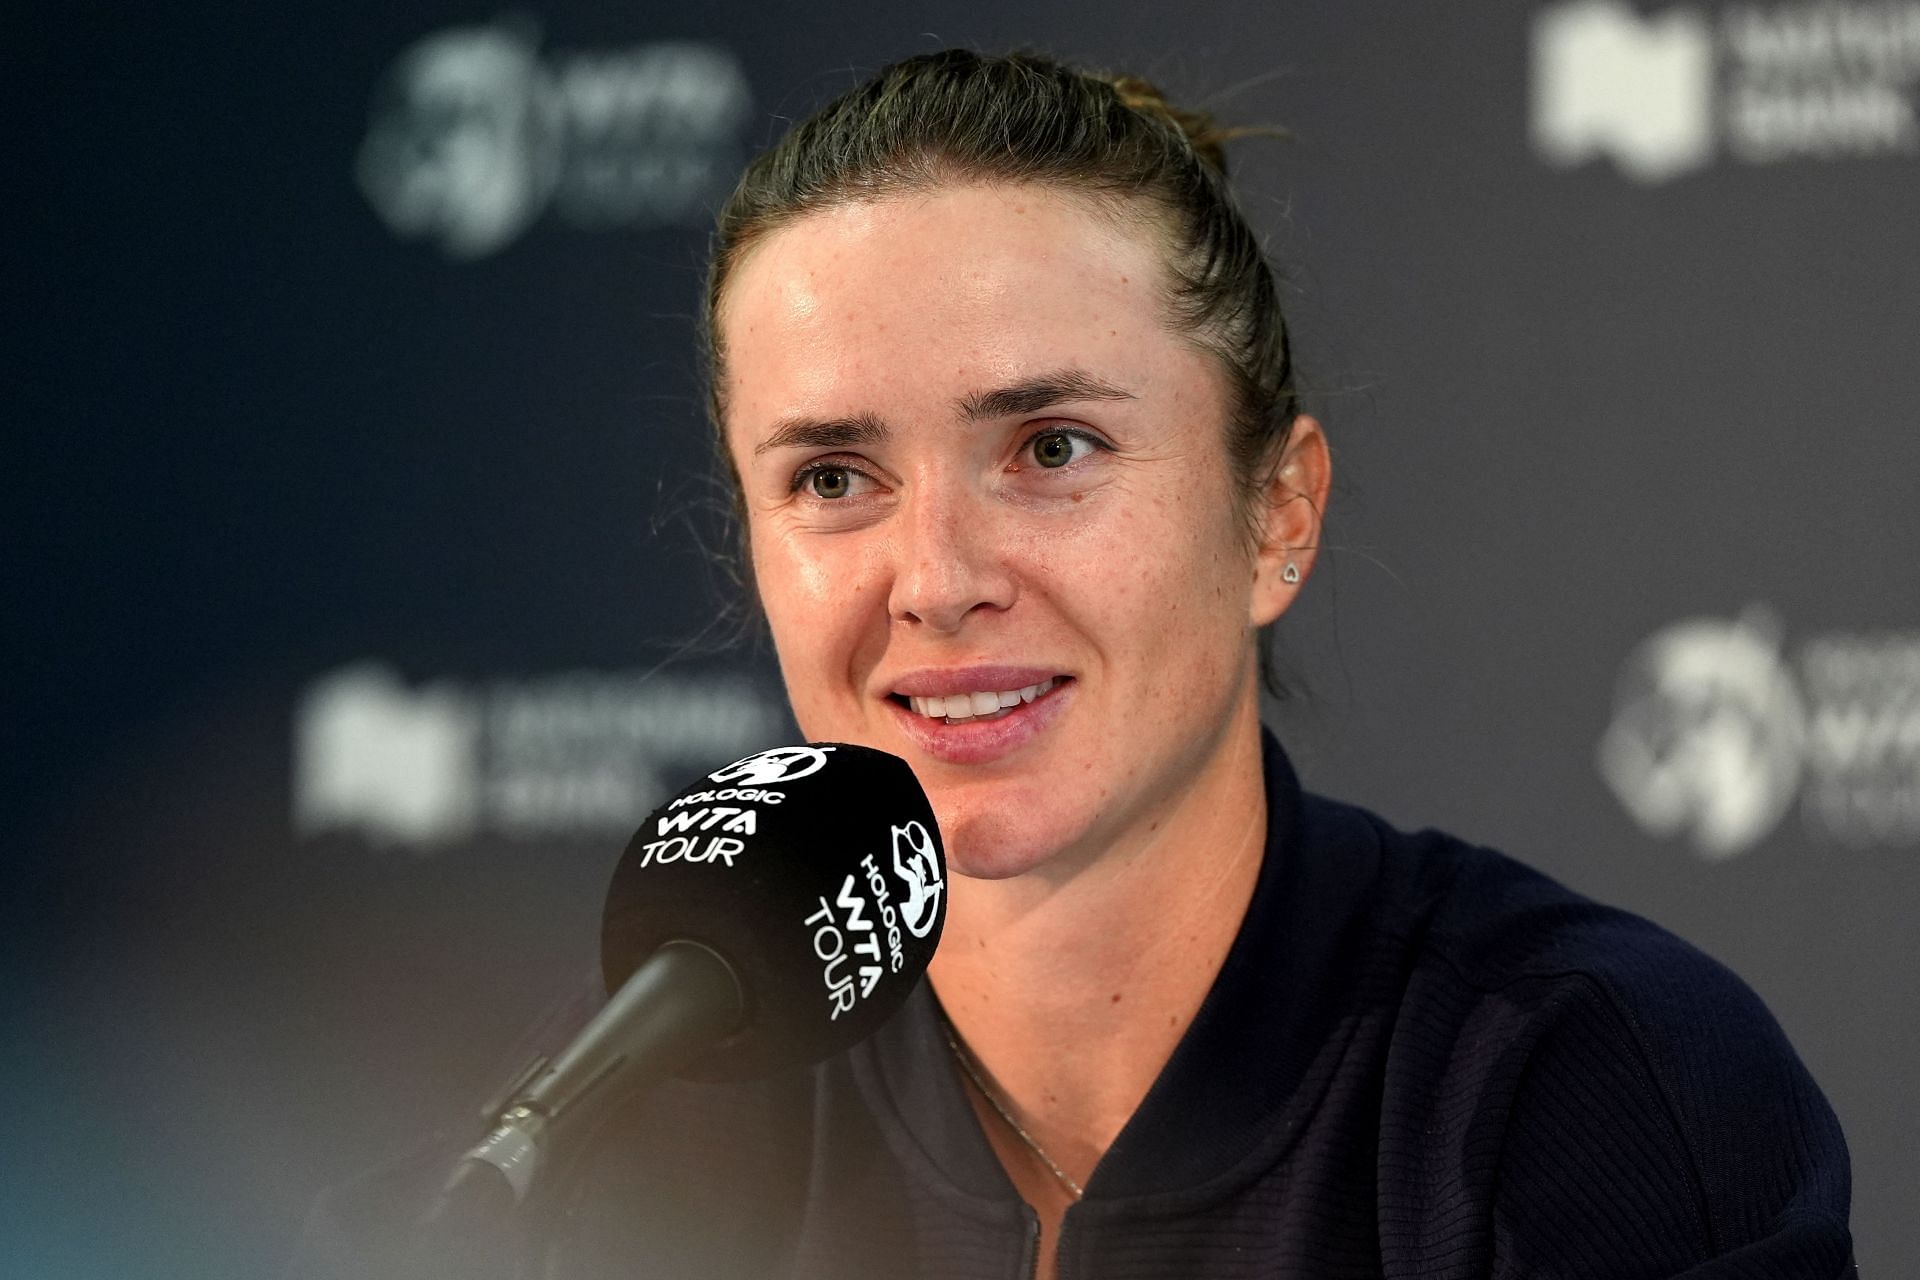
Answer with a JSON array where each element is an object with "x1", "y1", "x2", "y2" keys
[
  {"x1": 1291, "y1": 787, "x2": 1764, "y2": 1009},
  {"x1": 1312, "y1": 791, "x2": 1815, "y2": 1093},
  {"x1": 1299, "y1": 792, "x2": 1854, "y2": 1273}
]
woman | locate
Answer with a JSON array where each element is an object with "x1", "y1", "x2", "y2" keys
[
  {"x1": 668, "y1": 46, "x2": 1852, "y2": 1277},
  {"x1": 710, "y1": 50, "x2": 1330, "y2": 1275},
  {"x1": 298, "y1": 48, "x2": 1853, "y2": 1280}
]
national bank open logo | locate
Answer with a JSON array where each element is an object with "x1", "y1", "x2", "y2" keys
[
  {"x1": 295, "y1": 665, "x2": 485, "y2": 848},
  {"x1": 1599, "y1": 608, "x2": 1920, "y2": 857},
  {"x1": 356, "y1": 18, "x2": 752, "y2": 258},
  {"x1": 1533, "y1": 0, "x2": 1717, "y2": 181},
  {"x1": 295, "y1": 662, "x2": 784, "y2": 849},
  {"x1": 1532, "y1": 0, "x2": 1920, "y2": 182}
]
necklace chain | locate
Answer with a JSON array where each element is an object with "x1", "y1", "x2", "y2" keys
[{"x1": 940, "y1": 1019, "x2": 1085, "y2": 1201}]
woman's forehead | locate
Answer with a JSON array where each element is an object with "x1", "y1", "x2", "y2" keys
[{"x1": 718, "y1": 184, "x2": 1193, "y2": 435}]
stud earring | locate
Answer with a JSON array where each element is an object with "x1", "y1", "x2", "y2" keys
[{"x1": 1282, "y1": 562, "x2": 1301, "y2": 585}]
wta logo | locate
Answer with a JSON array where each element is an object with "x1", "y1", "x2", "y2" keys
[
  {"x1": 1597, "y1": 609, "x2": 1804, "y2": 858},
  {"x1": 709, "y1": 746, "x2": 835, "y2": 786},
  {"x1": 356, "y1": 19, "x2": 752, "y2": 258},
  {"x1": 889, "y1": 821, "x2": 944, "y2": 939},
  {"x1": 1599, "y1": 607, "x2": 1920, "y2": 857},
  {"x1": 805, "y1": 818, "x2": 945, "y2": 1021}
]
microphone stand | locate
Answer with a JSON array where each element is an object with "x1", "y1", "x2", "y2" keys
[{"x1": 403, "y1": 940, "x2": 744, "y2": 1277}]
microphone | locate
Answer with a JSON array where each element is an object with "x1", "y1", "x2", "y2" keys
[{"x1": 432, "y1": 742, "x2": 947, "y2": 1219}]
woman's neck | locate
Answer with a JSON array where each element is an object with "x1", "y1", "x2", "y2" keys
[{"x1": 926, "y1": 697, "x2": 1270, "y2": 1188}]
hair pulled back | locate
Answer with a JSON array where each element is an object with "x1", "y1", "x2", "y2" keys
[{"x1": 702, "y1": 49, "x2": 1305, "y2": 691}]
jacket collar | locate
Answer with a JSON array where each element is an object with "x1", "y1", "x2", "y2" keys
[{"x1": 850, "y1": 729, "x2": 1386, "y2": 1205}]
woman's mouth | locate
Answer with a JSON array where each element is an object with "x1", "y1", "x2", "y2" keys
[
  {"x1": 884, "y1": 674, "x2": 1073, "y2": 765},
  {"x1": 901, "y1": 677, "x2": 1060, "y2": 725}
]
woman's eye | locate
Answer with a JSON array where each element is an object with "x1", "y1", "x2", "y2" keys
[
  {"x1": 1028, "y1": 430, "x2": 1096, "y2": 469},
  {"x1": 794, "y1": 462, "x2": 872, "y2": 500},
  {"x1": 809, "y1": 467, "x2": 853, "y2": 499}
]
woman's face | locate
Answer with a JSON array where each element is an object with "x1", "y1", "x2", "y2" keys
[{"x1": 719, "y1": 184, "x2": 1307, "y2": 879}]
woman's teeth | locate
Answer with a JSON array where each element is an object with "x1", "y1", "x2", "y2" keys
[{"x1": 906, "y1": 678, "x2": 1058, "y2": 724}]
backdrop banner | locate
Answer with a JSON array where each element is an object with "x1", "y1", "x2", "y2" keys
[{"x1": 13, "y1": 2, "x2": 1917, "y2": 1275}]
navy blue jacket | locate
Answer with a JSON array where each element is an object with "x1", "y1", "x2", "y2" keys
[{"x1": 294, "y1": 733, "x2": 1853, "y2": 1278}]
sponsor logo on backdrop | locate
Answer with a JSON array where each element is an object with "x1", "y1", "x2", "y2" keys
[
  {"x1": 295, "y1": 665, "x2": 484, "y2": 847},
  {"x1": 295, "y1": 661, "x2": 784, "y2": 849},
  {"x1": 356, "y1": 18, "x2": 752, "y2": 258},
  {"x1": 1599, "y1": 607, "x2": 1920, "y2": 856},
  {"x1": 1533, "y1": 0, "x2": 1920, "y2": 181},
  {"x1": 1533, "y1": 0, "x2": 1716, "y2": 181}
]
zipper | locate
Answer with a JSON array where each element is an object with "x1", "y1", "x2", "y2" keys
[{"x1": 1053, "y1": 1201, "x2": 1075, "y2": 1280}]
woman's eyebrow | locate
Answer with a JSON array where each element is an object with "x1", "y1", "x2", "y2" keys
[
  {"x1": 956, "y1": 369, "x2": 1136, "y2": 421},
  {"x1": 754, "y1": 411, "x2": 889, "y2": 456},
  {"x1": 752, "y1": 371, "x2": 1135, "y2": 456}
]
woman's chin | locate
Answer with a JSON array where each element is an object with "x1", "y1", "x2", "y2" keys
[
  {"x1": 945, "y1": 848, "x2": 1047, "y2": 882},
  {"x1": 934, "y1": 805, "x2": 1088, "y2": 882}
]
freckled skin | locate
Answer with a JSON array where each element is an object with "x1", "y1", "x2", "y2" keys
[{"x1": 719, "y1": 183, "x2": 1308, "y2": 883}]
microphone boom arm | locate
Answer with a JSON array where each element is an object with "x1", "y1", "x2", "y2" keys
[{"x1": 438, "y1": 939, "x2": 745, "y2": 1209}]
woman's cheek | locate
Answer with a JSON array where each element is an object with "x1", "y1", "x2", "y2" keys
[
  {"x1": 788, "y1": 543, "x2": 848, "y2": 608},
  {"x1": 764, "y1": 532, "x2": 892, "y2": 675},
  {"x1": 754, "y1": 513, "x2": 848, "y2": 607},
  {"x1": 1050, "y1": 488, "x2": 1164, "y2": 595}
]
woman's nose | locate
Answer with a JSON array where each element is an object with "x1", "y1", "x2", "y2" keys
[{"x1": 886, "y1": 488, "x2": 1018, "y2": 633}]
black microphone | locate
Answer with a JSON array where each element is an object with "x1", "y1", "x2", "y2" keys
[{"x1": 432, "y1": 742, "x2": 947, "y2": 1219}]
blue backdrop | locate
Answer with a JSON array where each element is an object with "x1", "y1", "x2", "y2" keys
[{"x1": 11, "y1": 2, "x2": 1918, "y2": 1274}]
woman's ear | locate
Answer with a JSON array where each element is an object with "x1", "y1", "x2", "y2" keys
[{"x1": 1248, "y1": 414, "x2": 1331, "y2": 628}]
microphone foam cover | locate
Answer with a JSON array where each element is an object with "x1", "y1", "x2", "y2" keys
[{"x1": 601, "y1": 743, "x2": 946, "y2": 1080}]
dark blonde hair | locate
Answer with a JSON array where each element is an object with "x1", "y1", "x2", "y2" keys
[{"x1": 703, "y1": 48, "x2": 1304, "y2": 688}]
